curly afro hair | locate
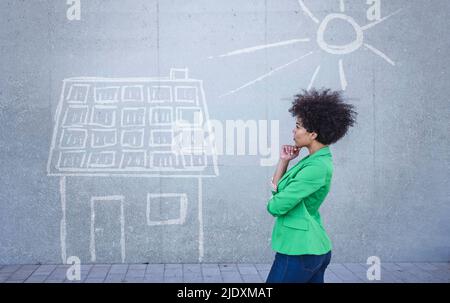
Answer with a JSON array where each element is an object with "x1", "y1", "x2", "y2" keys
[{"x1": 289, "y1": 89, "x2": 357, "y2": 145}]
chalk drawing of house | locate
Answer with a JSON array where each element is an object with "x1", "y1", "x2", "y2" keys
[{"x1": 47, "y1": 68, "x2": 219, "y2": 264}]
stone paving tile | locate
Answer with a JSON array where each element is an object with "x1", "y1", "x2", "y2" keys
[
  {"x1": 327, "y1": 263, "x2": 364, "y2": 282},
  {"x1": 257, "y1": 270, "x2": 270, "y2": 282},
  {"x1": 183, "y1": 273, "x2": 203, "y2": 283},
  {"x1": 109, "y1": 264, "x2": 129, "y2": 274},
  {"x1": 324, "y1": 269, "x2": 343, "y2": 283},
  {"x1": 84, "y1": 278, "x2": 105, "y2": 283},
  {"x1": 86, "y1": 264, "x2": 111, "y2": 279},
  {"x1": 221, "y1": 271, "x2": 243, "y2": 283},
  {"x1": 202, "y1": 264, "x2": 220, "y2": 277},
  {"x1": 255, "y1": 263, "x2": 272, "y2": 271},
  {"x1": 146, "y1": 264, "x2": 164, "y2": 275},
  {"x1": 394, "y1": 266, "x2": 444, "y2": 283},
  {"x1": 17, "y1": 265, "x2": 40, "y2": 272},
  {"x1": 164, "y1": 269, "x2": 182, "y2": 277},
  {"x1": 25, "y1": 275, "x2": 50, "y2": 283},
  {"x1": 124, "y1": 277, "x2": 145, "y2": 283},
  {"x1": 144, "y1": 274, "x2": 164, "y2": 283},
  {"x1": 242, "y1": 274, "x2": 263, "y2": 283},
  {"x1": 395, "y1": 262, "x2": 449, "y2": 282},
  {"x1": 33, "y1": 265, "x2": 57, "y2": 276},
  {"x1": 395, "y1": 263, "x2": 423, "y2": 271},
  {"x1": 428, "y1": 263, "x2": 450, "y2": 271},
  {"x1": 428, "y1": 271, "x2": 450, "y2": 283},
  {"x1": 128, "y1": 264, "x2": 147, "y2": 270},
  {"x1": 183, "y1": 263, "x2": 202, "y2": 275},
  {"x1": 342, "y1": 263, "x2": 370, "y2": 282},
  {"x1": 237, "y1": 264, "x2": 258, "y2": 275},
  {"x1": 203, "y1": 275, "x2": 223, "y2": 283},
  {"x1": 0, "y1": 275, "x2": 10, "y2": 283},
  {"x1": 0, "y1": 265, "x2": 21, "y2": 275},
  {"x1": 381, "y1": 268, "x2": 408, "y2": 283},
  {"x1": 6, "y1": 265, "x2": 39, "y2": 282},
  {"x1": 219, "y1": 264, "x2": 238, "y2": 272},
  {"x1": 395, "y1": 272, "x2": 425, "y2": 283},
  {"x1": 64, "y1": 280, "x2": 84, "y2": 283},
  {"x1": 379, "y1": 270, "x2": 405, "y2": 283},
  {"x1": 164, "y1": 263, "x2": 183, "y2": 282},
  {"x1": 164, "y1": 276, "x2": 183, "y2": 283},
  {"x1": 165, "y1": 263, "x2": 182, "y2": 270},
  {"x1": 44, "y1": 265, "x2": 70, "y2": 283},
  {"x1": 413, "y1": 262, "x2": 441, "y2": 271},
  {"x1": 79, "y1": 267, "x2": 94, "y2": 282},
  {"x1": 125, "y1": 269, "x2": 146, "y2": 278},
  {"x1": 381, "y1": 263, "x2": 403, "y2": 272},
  {"x1": 104, "y1": 273, "x2": 126, "y2": 283}
]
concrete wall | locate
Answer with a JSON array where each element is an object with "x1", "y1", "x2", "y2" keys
[{"x1": 0, "y1": 0, "x2": 448, "y2": 264}]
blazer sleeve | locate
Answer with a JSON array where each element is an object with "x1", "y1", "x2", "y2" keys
[
  {"x1": 270, "y1": 176, "x2": 277, "y2": 195},
  {"x1": 267, "y1": 164, "x2": 327, "y2": 217}
]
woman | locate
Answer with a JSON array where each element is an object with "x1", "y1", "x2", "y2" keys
[{"x1": 266, "y1": 89, "x2": 357, "y2": 283}]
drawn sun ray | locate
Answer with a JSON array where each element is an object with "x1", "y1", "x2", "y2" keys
[
  {"x1": 298, "y1": 0, "x2": 319, "y2": 24},
  {"x1": 219, "y1": 51, "x2": 314, "y2": 98},
  {"x1": 361, "y1": 9, "x2": 402, "y2": 31},
  {"x1": 308, "y1": 65, "x2": 321, "y2": 90},
  {"x1": 209, "y1": 38, "x2": 310, "y2": 59},
  {"x1": 339, "y1": 0, "x2": 345, "y2": 13},
  {"x1": 338, "y1": 59, "x2": 347, "y2": 90},
  {"x1": 364, "y1": 43, "x2": 395, "y2": 66}
]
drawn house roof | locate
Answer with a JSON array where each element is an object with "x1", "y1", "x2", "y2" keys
[{"x1": 47, "y1": 68, "x2": 218, "y2": 177}]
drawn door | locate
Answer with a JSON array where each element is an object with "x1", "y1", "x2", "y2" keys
[{"x1": 90, "y1": 196, "x2": 125, "y2": 263}]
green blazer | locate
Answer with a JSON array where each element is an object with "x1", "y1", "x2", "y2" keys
[{"x1": 267, "y1": 146, "x2": 333, "y2": 255}]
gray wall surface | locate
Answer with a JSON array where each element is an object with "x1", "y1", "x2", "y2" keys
[{"x1": 0, "y1": 0, "x2": 449, "y2": 264}]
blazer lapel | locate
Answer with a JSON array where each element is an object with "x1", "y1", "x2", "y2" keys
[{"x1": 277, "y1": 161, "x2": 303, "y2": 187}]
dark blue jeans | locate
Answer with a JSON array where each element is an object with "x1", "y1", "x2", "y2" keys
[{"x1": 266, "y1": 251, "x2": 332, "y2": 283}]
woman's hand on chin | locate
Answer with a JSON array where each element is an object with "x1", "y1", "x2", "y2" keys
[{"x1": 280, "y1": 145, "x2": 300, "y2": 161}]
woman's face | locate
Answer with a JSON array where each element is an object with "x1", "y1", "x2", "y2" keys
[{"x1": 292, "y1": 117, "x2": 316, "y2": 147}]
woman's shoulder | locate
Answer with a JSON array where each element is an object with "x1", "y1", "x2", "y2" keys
[{"x1": 290, "y1": 156, "x2": 332, "y2": 179}]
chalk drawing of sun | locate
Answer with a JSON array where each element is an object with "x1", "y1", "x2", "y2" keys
[{"x1": 210, "y1": 0, "x2": 402, "y2": 97}]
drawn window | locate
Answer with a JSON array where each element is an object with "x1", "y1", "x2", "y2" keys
[
  {"x1": 66, "y1": 84, "x2": 89, "y2": 103},
  {"x1": 146, "y1": 193, "x2": 188, "y2": 226},
  {"x1": 91, "y1": 129, "x2": 117, "y2": 148},
  {"x1": 94, "y1": 86, "x2": 120, "y2": 103},
  {"x1": 183, "y1": 154, "x2": 207, "y2": 168},
  {"x1": 87, "y1": 151, "x2": 116, "y2": 168},
  {"x1": 59, "y1": 128, "x2": 88, "y2": 149},
  {"x1": 150, "y1": 130, "x2": 173, "y2": 146},
  {"x1": 121, "y1": 129, "x2": 144, "y2": 148},
  {"x1": 149, "y1": 86, "x2": 172, "y2": 103},
  {"x1": 122, "y1": 85, "x2": 144, "y2": 102},
  {"x1": 121, "y1": 108, "x2": 146, "y2": 127},
  {"x1": 57, "y1": 151, "x2": 86, "y2": 169},
  {"x1": 149, "y1": 107, "x2": 172, "y2": 125},
  {"x1": 120, "y1": 151, "x2": 146, "y2": 169},
  {"x1": 149, "y1": 152, "x2": 180, "y2": 169},
  {"x1": 175, "y1": 86, "x2": 197, "y2": 103},
  {"x1": 62, "y1": 105, "x2": 89, "y2": 127},
  {"x1": 90, "y1": 106, "x2": 117, "y2": 127}
]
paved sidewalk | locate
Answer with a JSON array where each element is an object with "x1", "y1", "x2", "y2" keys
[{"x1": 0, "y1": 263, "x2": 448, "y2": 283}]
